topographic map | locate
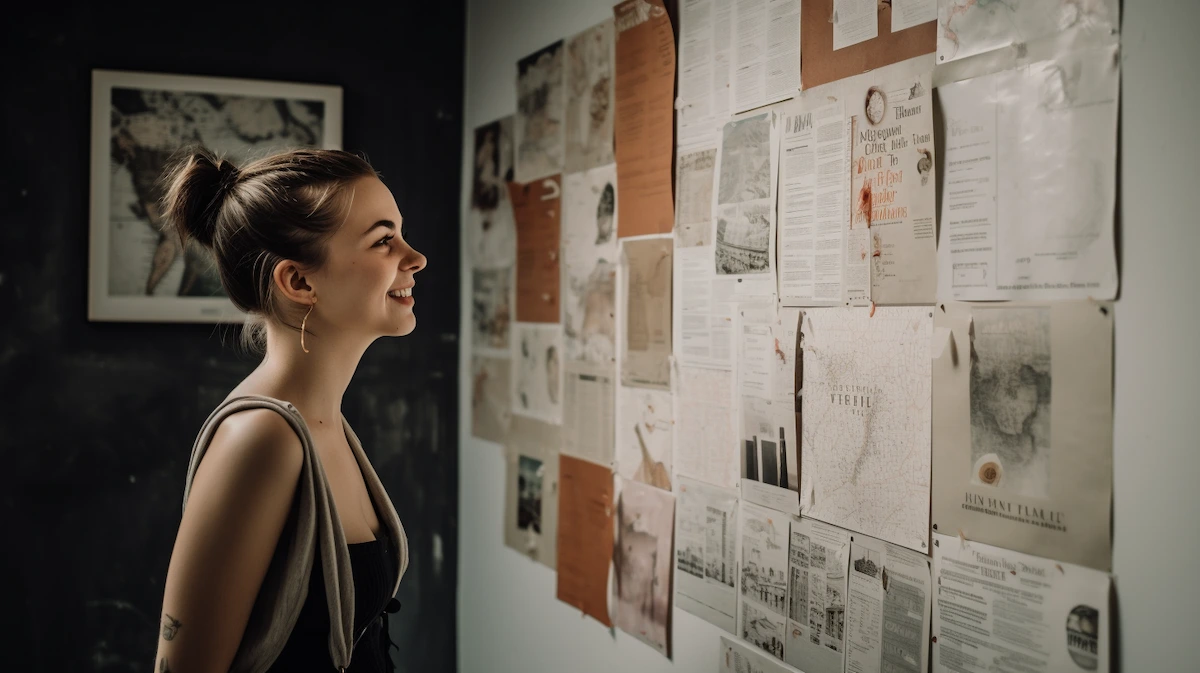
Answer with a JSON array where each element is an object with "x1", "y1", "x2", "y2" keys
[
  {"x1": 800, "y1": 308, "x2": 932, "y2": 552},
  {"x1": 936, "y1": 0, "x2": 1118, "y2": 64}
]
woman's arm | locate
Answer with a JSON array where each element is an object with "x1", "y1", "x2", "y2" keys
[{"x1": 153, "y1": 409, "x2": 304, "y2": 672}]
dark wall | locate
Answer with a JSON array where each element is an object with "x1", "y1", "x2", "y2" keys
[{"x1": 0, "y1": 3, "x2": 463, "y2": 671}]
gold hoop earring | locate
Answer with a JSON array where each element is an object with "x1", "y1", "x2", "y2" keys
[{"x1": 300, "y1": 301, "x2": 315, "y2": 353}]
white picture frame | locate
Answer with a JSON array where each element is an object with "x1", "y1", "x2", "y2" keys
[{"x1": 88, "y1": 69, "x2": 343, "y2": 323}]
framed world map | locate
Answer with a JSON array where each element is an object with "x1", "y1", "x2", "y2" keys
[{"x1": 88, "y1": 69, "x2": 343, "y2": 323}]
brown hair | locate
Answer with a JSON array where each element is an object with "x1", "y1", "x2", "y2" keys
[{"x1": 158, "y1": 147, "x2": 378, "y2": 354}]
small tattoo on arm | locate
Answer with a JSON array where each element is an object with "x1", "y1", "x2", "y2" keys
[
  {"x1": 159, "y1": 656, "x2": 171, "y2": 672},
  {"x1": 161, "y1": 613, "x2": 181, "y2": 641}
]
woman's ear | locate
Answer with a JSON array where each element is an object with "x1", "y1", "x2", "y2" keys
[{"x1": 272, "y1": 259, "x2": 316, "y2": 307}]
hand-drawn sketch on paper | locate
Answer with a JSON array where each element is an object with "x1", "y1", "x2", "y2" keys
[
  {"x1": 562, "y1": 165, "x2": 619, "y2": 366},
  {"x1": 503, "y1": 417, "x2": 560, "y2": 568},
  {"x1": 513, "y1": 323, "x2": 563, "y2": 425},
  {"x1": 556, "y1": 454, "x2": 615, "y2": 626},
  {"x1": 718, "y1": 113, "x2": 772, "y2": 205},
  {"x1": 800, "y1": 307, "x2": 932, "y2": 552},
  {"x1": 970, "y1": 307, "x2": 1052, "y2": 498},
  {"x1": 617, "y1": 385, "x2": 673, "y2": 492},
  {"x1": 785, "y1": 517, "x2": 850, "y2": 673},
  {"x1": 613, "y1": 477, "x2": 675, "y2": 657},
  {"x1": 565, "y1": 20, "x2": 616, "y2": 172},
  {"x1": 716, "y1": 202, "x2": 773, "y2": 276},
  {"x1": 620, "y1": 236, "x2": 673, "y2": 389},
  {"x1": 937, "y1": 0, "x2": 1118, "y2": 65},
  {"x1": 741, "y1": 598, "x2": 787, "y2": 661},
  {"x1": 675, "y1": 146, "x2": 717, "y2": 248},
  {"x1": 738, "y1": 502, "x2": 790, "y2": 661},
  {"x1": 936, "y1": 45, "x2": 1119, "y2": 301},
  {"x1": 721, "y1": 635, "x2": 793, "y2": 673},
  {"x1": 676, "y1": 477, "x2": 738, "y2": 633},
  {"x1": 515, "y1": 41, "x2": 566, "y2": 183},
  {"x1": 469, "y1": 117, "x2": 517, "y2": 270},
  {"x1": 471, "y1": 355, "x2": 512, "y2": 443},
  {"x1": 471, "y1": 267, "x2": 512, "y2": 351},
  {"x1": 933, "y1": 301, "x2": 1113, "y2": 570}
]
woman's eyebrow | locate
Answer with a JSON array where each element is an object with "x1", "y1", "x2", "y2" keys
[{"x1": 362, "y1": 219, "x2": 395, "y2": 237}]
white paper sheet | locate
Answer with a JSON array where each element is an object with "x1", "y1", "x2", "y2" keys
[
  {"x1": 936, "y1": 45, "x2": 1119, "y2": 301},
  {"x1": 738, "y1": 303, "x2": 800, "y2": 515},
  {"x1": 832, "y1": 0, "x2": 878, "y2": 50},
  {"x1": 800, "y1": 307, "x2": 932, "y2": 552},
  {"x1": 932, "y1": 533, "x2": 1112, "y2": 673},
  {"x1": 778, "y1": 100, "x2": 848, "y2": 305},
  {"x1": 512, "y1": 322, "x2": 564, "y2": 425},
  {"x1": 738, "y1": 502, "x2": 792, "y2": 661},
  {"x1": 515, "y1": 41, "x2": 566, "y2": 183},
  {"x1": 675, "y1": 365, "x2": 739, "y2": 489},
  {"x1": 731, "y1": 0, "x2": 801, "y2": 114},
  {"x1": 847, "y1": 59, "x2": 937, "y2": 305},
  {"x1": 932, "y1": 301, "x2": 1114, "y2": 570},
  {"x1": 785, "y1": 517, "x2": 850, "y2": 673},
  {"x1": 844, "y1": 533, "x2": 932, "y2": 673},
  {"x1": 936, "y1": 0, "x2": 1118, "y2": 65},
  {"x1": 675, "y1": 145, "x2": 718, "y2": 248},
  {"x1": 721, "y1": 635, "x2": 793, "y2": 673},
  {"x1": 615, "y1": 384, "x2": 674, "y2": 492},
  {"x1": 714, "y1": 111, "x2": 780, "y2": 302},
  {"x1": 564, "y1": 20, "x2": 616, "y2": 172},
  {"x1": 677, "y1": 0, "x2": 730, "y2": 148},
  {"x1": 675, "y1": 245, "x2": 735, "y2": 368},
  {"x1": 562, "y1": 362, "x2": 615, "y2": 466},
  {"x1": 892, "y1": 0, "x2": 936, "y2": 33},
  {"x1": 562, "y1": 164, "x2": 619, "y2": 365},
  {"x1": 675, "y1": 477, "x2": 739, "y2": 632}
]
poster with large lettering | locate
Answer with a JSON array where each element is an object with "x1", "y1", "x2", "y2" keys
[{"x1": 932, "y1": 301, "x2": 1113, "y2": 570}]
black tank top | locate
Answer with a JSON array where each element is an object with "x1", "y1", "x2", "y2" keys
[{"x1": 266, "y1": 524, "x2": 400, "y2": 672}]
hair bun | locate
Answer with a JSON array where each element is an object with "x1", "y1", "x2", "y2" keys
[{"x1": 159, "y1": 147, "x2": 240, "y2": 249}]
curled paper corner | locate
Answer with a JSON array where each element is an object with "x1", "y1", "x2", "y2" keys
[
  {"x1": 931, "y1": 326, "x2": 953, "y2": 360},
  {"x1": 673, "y1": 96, "x2": 689, "y2": 110}
]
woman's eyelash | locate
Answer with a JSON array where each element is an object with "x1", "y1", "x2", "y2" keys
[{"x1": 375, "y1": 234, "x2": 395, "y2": 247}]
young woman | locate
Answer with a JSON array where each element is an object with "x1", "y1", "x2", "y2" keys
[{"x1": 152, "y1": 147, "x2": 426, "y2": 672}]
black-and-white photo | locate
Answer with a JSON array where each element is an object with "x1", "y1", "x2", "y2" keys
[
  {"x1": 517, "y1": 455, "x2": 544, "y2": 533},
  {"x1": 469, "y1": 117, "x2": 517, "y2": 269},
  {"x1": 741, "y1": 600, "x2": 785, "y2": 660},
  {"x1": 852, "y1": 548, "x2": 880, "y2": 578},
  {"x1": 970, "y1": 308, "x2": 1052, "y2": 498},
  {"x1": 515, "y1": 40, "x2": 566, "y2": 183},
  {"x1": 89, "y1": 70, "x2": 341, "y2": 322},
  {"x1": 705, "y1": 506, "x2": 734, "y2": 587},
  {"x1": 718, "y1": 113, "x2": 771, "y2": 205},
  {"x1": 716, "y1": 203, "x2": 771, "y2": 275}
]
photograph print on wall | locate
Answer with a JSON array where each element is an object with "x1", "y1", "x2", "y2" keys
[{"x1": 89, "y1": 69, "x2": 342, "y2": 323}]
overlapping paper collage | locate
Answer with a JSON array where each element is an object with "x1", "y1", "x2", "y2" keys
[{"x1": 468, "y1": 1, "x2": 1121, "y2": 671}]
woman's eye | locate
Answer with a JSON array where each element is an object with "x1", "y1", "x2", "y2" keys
[{"x1": 375, "y1": 235, "x2": 394, "y2": 248}]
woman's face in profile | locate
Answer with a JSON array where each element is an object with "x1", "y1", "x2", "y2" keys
[{"x1": 310, "y1": 176, "x2": 427, "y2": 339}]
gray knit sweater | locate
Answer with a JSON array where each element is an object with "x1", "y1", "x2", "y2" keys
[{"x1": 181, "y1": 394, "x2": 409, "y2": 672}]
